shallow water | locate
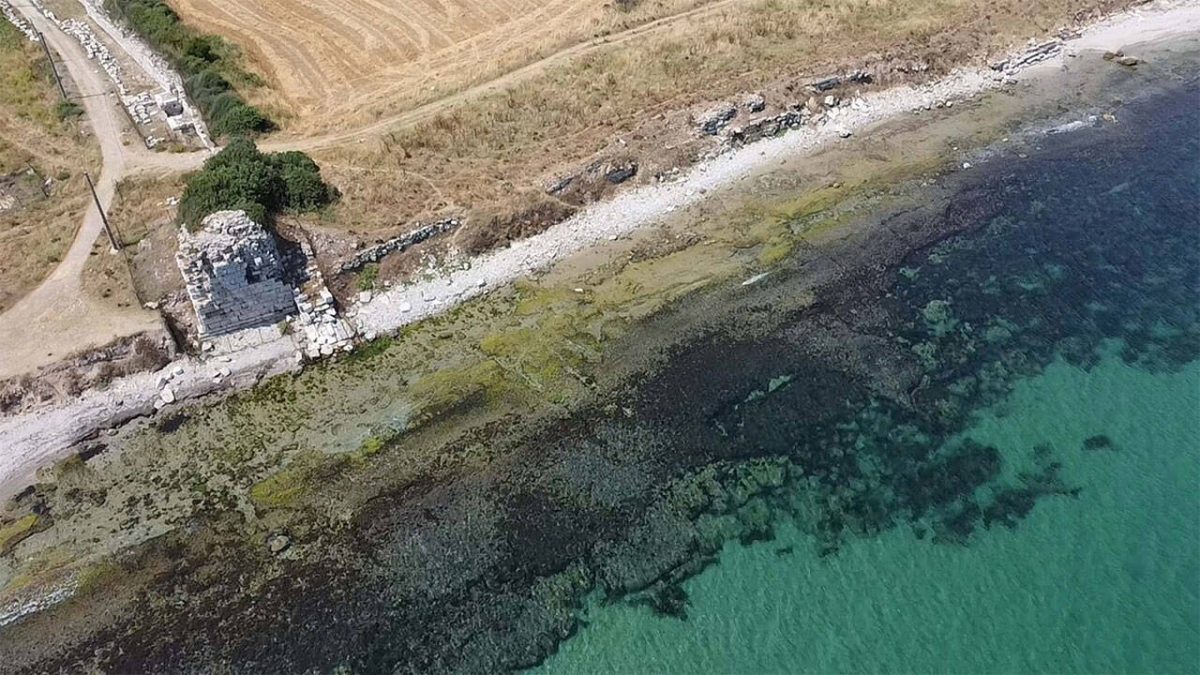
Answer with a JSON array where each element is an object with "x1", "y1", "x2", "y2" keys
[
  {"x1": 6, "y1": 47, "x2": 1198, "y2": 675},
  {"x1": 538, "y1": 83, "x2": 1200, "y2": 674},
  {"x1": 542, "y1": 352, "x2": 1200, "y2": 673}
]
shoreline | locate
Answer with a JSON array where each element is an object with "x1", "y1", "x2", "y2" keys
[
  {"x1": 5, "y1": 73, "x2": 1196, "y2": 671},
  {"x1": 2, "y1": 0, "x2": 1198, "y2": 501}
]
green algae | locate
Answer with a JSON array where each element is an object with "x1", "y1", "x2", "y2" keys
[
  {"x1": 249, "y1": 451, "x2": 351, "y2": 510},
  {"x1": 74, "y1": 561, "x2": 120, "y2": 595},
  {"x1": 0, "y1": 514, "x2": 42, "y2": 555}
]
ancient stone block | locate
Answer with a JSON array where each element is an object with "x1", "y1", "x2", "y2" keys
[{"x1": 176, "y1": 210, "x2": 297, "y2": 338}]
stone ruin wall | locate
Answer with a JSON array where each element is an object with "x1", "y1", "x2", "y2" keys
[{"x1": 176, "y1": 210, "x2": 296, "y2": 337}]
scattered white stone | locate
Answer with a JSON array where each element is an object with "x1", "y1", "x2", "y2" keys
[
  {"x1": 159, "y1": 387, "x2": 175, "y2": 404},
  {"x1": 267, "y1": 534, "x2": 290, "y2": 554}
]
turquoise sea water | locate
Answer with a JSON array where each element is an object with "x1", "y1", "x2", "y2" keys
[
  {"x1": 538, "y1": 85, "x2": 1200, "y2": 674},
  {"x1": 542, "y1": 351, "x2": 1200, "y2": 673}
]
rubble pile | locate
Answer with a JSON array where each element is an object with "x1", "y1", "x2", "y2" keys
[
  {"x1": 176, "y1": 211, "x2": 297, "y2": 338},
  {"x1": 990, "y1": 39, "x2": 1064, "y2": 75},
  {"x1": 693, "y1": 101, "x2": 739, "y2": 135},
  {"x1": 339, "y1": 218, "x2": 461, "y2": 273},
  {"x1": 24, "y1": 0, "x2": 208, "y2": 148},
  {"x1": 60, "y1": 18, "x2": 127, "y2": 94},
  {"x1": 77, "y1": 0, "x2": 213, "y2": 148},
  {"x1": 546, "y1": 159, "x2": 639, "y2": 200},
  {"x1": 293, "y1": 241, "x2": 356, "y2": 358},
  {"x1": 727, "y1": 109, "x2": 809, "y2": 147}
]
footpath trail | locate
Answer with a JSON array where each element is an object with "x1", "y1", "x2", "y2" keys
[{"x1": 0, "y1": 1, "x2": 160, "y2": 380}]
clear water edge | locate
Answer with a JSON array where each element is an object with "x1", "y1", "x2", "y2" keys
[{"x1": 540, "y1": 348, "x2": 1200, "y2": 674}]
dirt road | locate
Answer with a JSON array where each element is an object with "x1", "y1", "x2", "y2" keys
[{"x1": 0, "y1": 1, "x2": 160, "y2": 380}]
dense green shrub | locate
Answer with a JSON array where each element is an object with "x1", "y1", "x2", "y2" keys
[
  {"x1": 275, "y1": 151, "x2": 337, "y2": 210},
  {"x1": 55, "y1": 101, "x2": 84, "y2": 121},
  {"x1": 104, "y1": 0, "x2": 272, "y2": 138},
  {"x1": 178, "y1": 139, "x2": 337, "y2": 228}
]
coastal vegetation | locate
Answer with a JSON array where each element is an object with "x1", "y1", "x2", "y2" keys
[
  {"x1": 0, "y1": 514, "x2": 47, "y2": 555},
  {"x1": 177, "y1": 138, "x2": 337, "y2": 227},
  {"x1": 103, "y1": 0, "x2": 272, "y2": 137}
]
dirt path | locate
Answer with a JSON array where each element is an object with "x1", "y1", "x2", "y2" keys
[{"x1": 0, "y1": 1, "x2": 160, "y2": 380}]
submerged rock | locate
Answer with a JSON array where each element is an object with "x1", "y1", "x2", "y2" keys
[{"x1": 268, "y1": 534, "x2": 291, "y2": 554}]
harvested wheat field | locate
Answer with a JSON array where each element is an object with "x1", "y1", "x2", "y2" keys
[{"x1": 170, "y1": 0, "x2": 719, "y2": 131}]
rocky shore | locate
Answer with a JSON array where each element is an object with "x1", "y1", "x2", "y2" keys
[
  {"x1": 3, "y1": 72, "x2": 1197, "y2": 670},
  {"x1": 3, "y1": 1, "x2": 1196, "y2": 505},
  {"x1": 0, "y1": 3, "x2": 1198, "y2": 671}
]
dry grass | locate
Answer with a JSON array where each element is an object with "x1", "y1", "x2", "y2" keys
[
  {"x1": 108, "y1": 174, "x2": 184, "y2": 247},
  {"x1": 103, "y1": 174, "x2": 186, "y2": 304},
  {"x1": 308, "y1": 0, "x2": 1123, "y2": 233},
  {"x1": 170, "y1": 0, "x2": 720, "y2": 132},
  {"x1": 81, "y1": 234, "x2": 143, "y2": 309},
  {"x1": 0, "y1": 18, "x2": 100, "y2": 312}
]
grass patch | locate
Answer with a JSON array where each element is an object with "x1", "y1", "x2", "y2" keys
[
  {"x1": 357, "y1": 262, "x2": 379, "y2": 291},
  {"x1": 248, "y1": 450, "x2": 349, "y2": 510},
  {"x1": 0, "y1": 514, "x2": 43, "y2": 555},
  {"x1": 54, "y1": 100, "x2": 84, "y2": 121}
]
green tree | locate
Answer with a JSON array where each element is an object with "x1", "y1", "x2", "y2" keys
[{"x1": 178, "y1": 139, "x2": 336, "y2": 228}]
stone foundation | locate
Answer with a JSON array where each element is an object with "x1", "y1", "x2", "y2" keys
[{"x1": 177, "y1": 211, "x2": 297, "y2": 338}]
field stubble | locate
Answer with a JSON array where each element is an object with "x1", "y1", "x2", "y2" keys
[{"x1": 250, "y1": 0, "x2": 1126, "y2": 236}]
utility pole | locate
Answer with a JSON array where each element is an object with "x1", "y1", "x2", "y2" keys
[
  {"x1": 36, "y1": 31, "x2": 68, "y2": 101},
  {"x1": 84, "y1": 172, "x2": 121, "y2": 250}
]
